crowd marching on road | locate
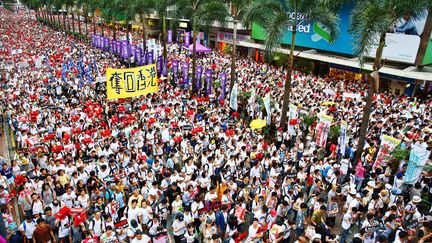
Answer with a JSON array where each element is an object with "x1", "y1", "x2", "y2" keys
[{"x1": 1, "y1": 5, "x2": 432, "y2": 243}]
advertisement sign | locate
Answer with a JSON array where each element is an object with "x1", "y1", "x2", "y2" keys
[
  {"x1": 422, "y1": 32, "x2": 432, "y2": 65},
  {"x1": 405, "y1": 146, "x2": 430, "y2": 184},
  {"x1": 367, "y1": 10, "x2": 429, "y2": 63},
  {"x1": 373, "y1": 135, "x2": 401, "y2": 170},
  {"x1": 217, "y1": 32, "x2": 250, "y2": 44},
  {"x1": 106, "y1": 64, "x2": 158, "y2": 99},
  {"x1": 251, "y1": 5, "x2": 429, "y2": 63},
  {"x1": 251, "y1": 4, "x2": 354, "y2": 55}
]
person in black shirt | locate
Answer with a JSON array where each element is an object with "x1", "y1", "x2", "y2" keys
[{"x1": 165, "y1": 182, "x2": 181, "y2": 206}]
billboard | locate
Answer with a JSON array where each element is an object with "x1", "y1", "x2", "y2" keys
[
  {"x1": 422, "y1": 32, "x2": 432, "y2": 65},
  {"x1": 251, "y1": 4, "x2": 354, "y2": 55},
  {"x1": 217, "y1": 32, "x2": 250, "y2": 44},
  {"x1": 251, "y1": 5, "x2": 429, "y2": 64},
  {"x1": 366, "y1": 10, "x2": 428, "y2": 63}
]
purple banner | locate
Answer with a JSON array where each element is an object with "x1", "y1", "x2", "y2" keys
[
  {"x1": 115, "y1": 41, "x2": 121, "y2": 55},
  {"x1": 177, "y1": 30, "x2": 181, "y2": 43},
  {"x1": 104, "y1": 37, "x2": 109, "y2": 51},
  {"x1": 148, "y1": 50, "x2": 154, "y2": 64},
  {"x1": 110, "y1": 40, "x2": 116, "y2": 53},
  {"x1": 205, "y1": 69, "x2": 212, "y2": 96},
  {"x1": 121, "y1": 40, "x2": 129, "y2": 59},
  {"x1": 182, "y1": 62, "x2": 190, "y2": 85},
  {"x1": 172, "y1": 60, "x2": 179, "y2": 83},
  {"x1": 131, "y1": 45, "x2": 137, "y2": 63},
  {"x1": 136, "y1": 47, "x2": 143, "y2": 65},
  {"x1": 98, "y1": 36, "x2": 103, "y2": 49},
  {"x1": 219, "y1": 73, "x2": 227, "y2": 100},
  {"x1": 162, "y1": 59, "x2": 167, "y2": 77},
  {"x1": 184, "y1": 32, "x2": 190, "y2": 47},
  {"x1": 168, "y1": 30, "x2": 173, "y2": 44},
  {"x1": 196, "y1": 66, "x2": 203, "y2": 91},
  {"x1": 157, "y1": 56, "x2": 163, "y2": 75},
  {"x1": 92, "y1": 34, "x2": 96, "y2": 47},
  {"x1": 95, "y1": 35, "x2": 100, "y2": 48}
]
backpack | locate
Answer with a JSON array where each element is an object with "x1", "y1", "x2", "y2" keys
[
  {"x1": 322, "y1": 165, "x2": 332, "y2": 178},
  {"x1": 89, "y1": 218, "x2": 104, "y2": 232}
]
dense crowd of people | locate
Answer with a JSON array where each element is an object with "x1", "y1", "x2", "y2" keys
[{"x1": 1, "y1": 6, "x2": 432, "y2": 243}]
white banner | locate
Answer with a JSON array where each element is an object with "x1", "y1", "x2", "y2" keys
[
  {"x1": 263, "y1": 93, "x2": 271, "y2": 125},
  {"x1": 230, "y1": 83, "x2": 238, "y2": 111},
  {"x1": 288, "y1": 104, "x2": 298, "y2": 120},
  {"x1": 405, "y1": 146, "x2": 430, "y2": 184},
  {"x1": 249, "y1": 88, "x2": 256, "y2": 119},
  {"x1": 339, "y1": 121, "x2": 347, "y2": 156},
  {"x1": 342, "y1": 92, "x2": 361, "y2": 100}
]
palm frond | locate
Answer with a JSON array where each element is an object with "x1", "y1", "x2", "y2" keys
[
  {"x1": 263, "y1": 11, "x2": 292, "y2": 59},
  {"x1": 242, "y1": 0, "x2": 282, "y2": 28},
  {"x1": 349, "y1": 0, "x2": 394, "y2": 64},
  {"x1": 195, "y1": 2, "x2": 229, "y2": 27}
]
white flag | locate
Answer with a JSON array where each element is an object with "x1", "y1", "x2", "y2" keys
[
  {"x1": 263, "y1": 93, "x2": 271, "y2": 125},
  {"x1": 230, "y1": 83, "x2": 238, "y2": 111}
]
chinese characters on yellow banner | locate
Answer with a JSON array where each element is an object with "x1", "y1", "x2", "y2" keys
[{"x1": 106, "y1": 64, "x2": 158, "y2": 99}]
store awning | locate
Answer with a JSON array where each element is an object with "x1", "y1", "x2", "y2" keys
[
  {"x1": 237, "y1": 40, "x2": 432, "y2": 81},
  {"x1": 189, "y1": 43, "x2": 211, "y2": 53}
]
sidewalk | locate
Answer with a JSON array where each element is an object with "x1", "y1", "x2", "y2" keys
[{"x1": 0, "y1": 121, "x2": 21, "y2": 226}]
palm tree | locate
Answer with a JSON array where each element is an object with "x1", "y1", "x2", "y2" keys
[
  {"x1": 154, "y1": 0, "x2": 177, "y2": 61},
  {"x1": 228, "y1": 0, "x2": 250, "y2": 94},
  {"x1": 244, "y1": 0, "x2": 340, "y2": 128},
  {"x1": 75, "y1": 0, "x2": 86, "y2": 36},
  {"x1": 350, "y1": 0, "x2": 431, "y2": 165},
  {"x1": 132, "y1": 0, "x2": 155, "y2": 55},
  {"x1": 177, "y1": 0, "x2": 229, "y2": 95},
  {"x1": 53, "y1": 0, "x2": 63, "y2": 29},
  {"x1": 87, "y1": 0, "x2": 100, "y2": 35}
]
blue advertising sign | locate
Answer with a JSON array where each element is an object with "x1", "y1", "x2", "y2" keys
[{"x1": 251, "y1": 5, "x2": 354, "y2": 55}]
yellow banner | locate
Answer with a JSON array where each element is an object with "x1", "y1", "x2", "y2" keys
[{"x1": 106, "y1": 64, "x2": 158, "y2": 99}]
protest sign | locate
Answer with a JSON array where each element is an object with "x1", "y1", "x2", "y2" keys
[
  {"x1": 316, "y1": 114, "x2": 333, "y2": 147},
  {"x1": 106, "y1": 64, "x2": 158, "y2": 99},
  {"x1": 405, "y1": 146, "x2": 430, "y2": 184},
  {"x1": 373, "y1": 135, "x2": 401, "y2": 170}
]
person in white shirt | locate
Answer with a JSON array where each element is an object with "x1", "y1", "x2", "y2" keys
[
  {"x1": 172, "y1": 214, "x2": 187, "y2": 242},
  {"x1": 61, "y1": 187, "x2": 76, "y2": 208},
  {"x1": 18, "y1": 216, "x2": 37, "y2": 241},
  {"x1": 57, "y1": 215, "x2": 72, "y2": 242},
  {"x1": 131, "y1": 229, "x2": 151, "y2": 243},
  {"x1": 127, "y1": 219, "x2": 143, "y2": 240},
  {"x1": 125, "y1": 199, "x2": 142, "y2": 224},
  {"x1": 88, "y1": 210, "x2": 105, "y2": 237},
  {"x1": 30, "y1": 193, "x2": 44, "y2": 216},
  {"x1": 245, "y1": 218, "x2": 264, "y2": 242},
  {"x1": 340, "y1": 207, "x2": 358, "y2": 243},
  {"x1": 250, "y1": 162, "x2": 262, "y2": 179},
  {"x1": 204, "y1": 187, "x2": 218, "y2": 203},
  {"x1": 393, "y1": 230, "x2": 409, "y2": 243}
]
